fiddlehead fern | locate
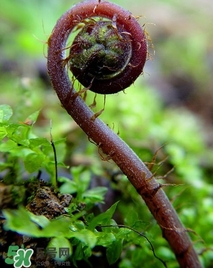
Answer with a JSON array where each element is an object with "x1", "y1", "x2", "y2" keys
[
  {"x1": 69, "y1": 19, "x2": 134, "y2": 93},
  {"x1": 47, "y1": 1, "x2": 202, "y2": 267},
  {"x1": 49, "y1": 0, "x2": 147, "y2": 94}
]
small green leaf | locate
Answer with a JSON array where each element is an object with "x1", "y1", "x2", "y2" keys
[
  {"x1": 29, "y1": 138, "x2": 51, "y2": 149},
  {"x1": 3, "y1": 207, "x2": 49, "y2": 236},
  {"x1": 73, "y1": 242, "x2": 92, "y2": 261},
  {"x1": 0, "y1": 126, "x2": 7, "y2": 139},
  {"x1": 6, "y1": 124, "x2": 30, "y2": 145},
  {"x1": 83, "y1": 186, "x2": 108, "y2": 203},
  {"x1": 106, "y1": 239, "x2": 123, "y2": 264},
  {"x1": 59, "y1": 177, "x2": 78, "y2": 194},
  {"x1": 72, "y1": 229, "x2": 97, "y2": 248},
  {"x1": 96, "y1": 232, "x2": 116, "y2": 247},
  {"x1": 3, "y1": 208, "x2": 74, "y2": 238},
  {"x1": 27, "y1": 110, "x2": 40, "y2": 124},
  {"x1": 0, "y1": 139, "x2": 17, "y2": 152},
  {"x1": 88, "y1": 201, "x2": 119, "y2": 230},
  {"x1": 24, "y1": 152, "x2": 45, "y2": 173},
  {"x1": 40, "y1": 217, "x2": 74, "y2": 237},
  {"x1": 124, "y1": 209, "x2": 139, "y2": 226},
  {"x1": 0, "y1": 104, "x2": 13, "y2": 123}
]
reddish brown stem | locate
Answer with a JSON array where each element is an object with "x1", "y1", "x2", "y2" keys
[{"x1": 47, "y1": 1, "x2": 202, "y2": 267}]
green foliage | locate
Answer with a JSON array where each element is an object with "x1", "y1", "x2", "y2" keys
[
  {"x1": 3, "y1": 194, "x2": 159, "y2": 266},
  {"x1": 0, "y1": 108, "x2": 166, "y2": 266},
  {"x1": 0, "y1": 104, "x2": 65, "y2": 186},
  {"x1": 0, "y1": 106, "x2": 164, "y2": 266},
  {"x1": 59, "y1": 167, "x2": 108, "y2": 207}
]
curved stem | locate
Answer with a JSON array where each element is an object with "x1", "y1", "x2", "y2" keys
[{"x1": 47, "y1": 1, "x2": 202, "y2": 267}]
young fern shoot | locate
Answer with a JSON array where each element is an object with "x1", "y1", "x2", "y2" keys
[{"x1": 47, "y1": 0, "x2": 202, "y2": 267}]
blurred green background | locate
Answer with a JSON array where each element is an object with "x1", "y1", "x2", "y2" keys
[{"x1": 0, "y1": 0, "x2": 213, "y2": 267}]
